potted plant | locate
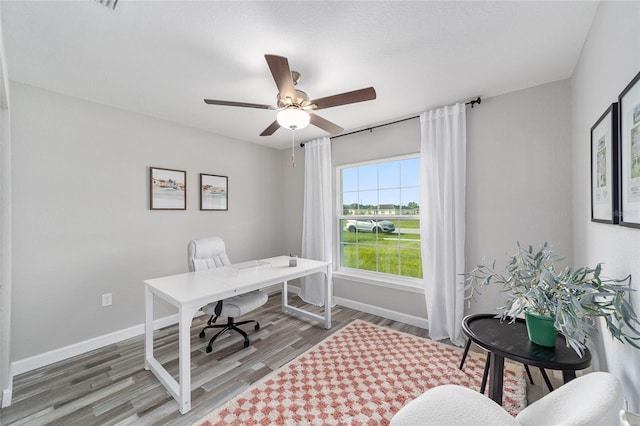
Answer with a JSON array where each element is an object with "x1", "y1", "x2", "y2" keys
[{"x1": 465, "y1": 242, "x2": 640, "y2": 356}]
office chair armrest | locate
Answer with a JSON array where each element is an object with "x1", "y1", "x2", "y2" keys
[{"x1": 214, "y1": 300, "x2": 223, "y2": 316}]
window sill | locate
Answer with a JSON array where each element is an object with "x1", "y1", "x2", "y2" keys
[{"x1": 333, "y1": 269, "x2": 424, "y2": 294}]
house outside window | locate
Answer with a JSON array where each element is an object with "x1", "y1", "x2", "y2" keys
[{"x1": 337, "y1": 155, "x2": 422, "y2": 283}]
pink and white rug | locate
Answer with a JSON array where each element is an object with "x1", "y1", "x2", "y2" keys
[{"x1": 195, "y1": 319, "x2": 526, "y2": 425}]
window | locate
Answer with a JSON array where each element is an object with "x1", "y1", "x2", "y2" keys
[{"x1": 337, "y1": 156, "x2": 422, "y2": 280}]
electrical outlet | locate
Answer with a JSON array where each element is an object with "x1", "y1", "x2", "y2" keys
[{"x1": 102, "y1": 293, "x2": 112, "y2": 307}]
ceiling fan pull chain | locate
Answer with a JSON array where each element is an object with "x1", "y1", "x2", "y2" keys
[{"x1": 291, "y1": 129, "x2": 296, "y2": 167}]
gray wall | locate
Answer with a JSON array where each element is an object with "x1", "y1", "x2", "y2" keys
[
  {"x1": 281, "y1": 79, "x2": 574, "y2": 322},
  {"x1": 466, "y1": 79, "x2": 573, "y2": 314},
  {"x1": 10, "y1": 82, "x2": 284, "y2": 361},
  {"x1": 570, "y1": 1, "x2": 640, "y2": 411}
]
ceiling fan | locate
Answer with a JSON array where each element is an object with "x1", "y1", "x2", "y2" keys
[{"x1": 204, "y1": 54, "x2": 376, "y2": 136}]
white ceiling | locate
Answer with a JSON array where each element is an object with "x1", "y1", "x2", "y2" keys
[{"x1": 1, "y1": 1, "x2": 598, "y2": 149}]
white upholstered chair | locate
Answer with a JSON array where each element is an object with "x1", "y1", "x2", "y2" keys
[
  {"x1": 390, "y1": 371, "x2": 623, "y2": 426},
  {"x1": 187, "y1": 237, "x2": 268, "y2": 353}
]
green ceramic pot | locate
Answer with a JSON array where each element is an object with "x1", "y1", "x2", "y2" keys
[{"x1": 525, "y1": 311, "x2": 557, "y2": 347}]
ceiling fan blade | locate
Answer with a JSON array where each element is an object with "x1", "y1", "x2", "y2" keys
[
  {"x1": 204, "y1": 99, "x2": 275, "y2": 110},
  {"x1": 264, "y1": 54, "x2": 296, "y2": 101},
  {"x1": 310, "y1": 87, "x2": 376, "y2": 110},
  {"x1": 310, "y1": 113, "x2": 343, "y2": 135},
  {"x1": 260, "y1": 120, "x2": 281, "y2": 136}
]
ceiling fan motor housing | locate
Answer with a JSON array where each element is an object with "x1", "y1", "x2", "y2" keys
[{"x1": 277, "y1": 89, "x2": 310, "y2": 109}]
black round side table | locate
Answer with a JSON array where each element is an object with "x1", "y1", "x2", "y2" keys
[{"x1": 461, "y1": 313, "x2": 591, "y2": 405}]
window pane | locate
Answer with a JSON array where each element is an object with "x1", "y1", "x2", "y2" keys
[
  {"x1": 399, "y1": 247, "x2": 422, "y2": 278},
  {"x1": 340, "y1": 243, "x2": 357, "y2": 268},
  {"x1": 342, "y1": 167, "x2": 358, "y2": 192},
  {"x1": 342, "y1": 192, "x2": 358, "y2": 215},
  {"x1": 397, "y1": 219, "x2": 420, "y2": 248},
  {"x1": 401, "y1": 157, "x2": 420, "y2": 186},
  {"x1": 378, "y1": 161, "x2": 400, "y2": 189},
  {"x1": 401, "y1": 188, "x2": 419, "y2": 215},
  {"x1": 378, "y1": 189, "x2": 400, "y2": 213},
  {"x1": 358, "y1": 164, "x2": 378, "y2": 191},
  {"x1": 355, "y1": 243, "x2": 378, "y2": 273},
  {"x1": 378, "y1": 246, "x2": 399, "y2": 275},
  {"x1": 359, "y1": 190, "x2": 378, "y2": 212}
]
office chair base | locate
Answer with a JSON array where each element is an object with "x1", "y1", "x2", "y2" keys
[{"x1": 201, "y1": 317, "x2": 260, "y2": 353}]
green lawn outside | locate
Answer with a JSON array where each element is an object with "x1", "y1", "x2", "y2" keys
[
  {"x1": 339, "y1": 221, "x2": 422, "y2": 278},
  {"x1": 392, "y1": 219, "x2": 419, "y2": 229}
]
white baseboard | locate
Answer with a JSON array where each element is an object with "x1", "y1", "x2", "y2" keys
[
  {"x1": 2, "y1": 385, "x2": 12, "y2": 408},
  {"x1": 9, "y1": 313, "x2": 182, "y2": 378},
  {"x1": 285, "y1": 284, "x2": 428, "y2": 330},
  {"x1": 334, "y1": 296, "x2": 429, "y2": 330}
]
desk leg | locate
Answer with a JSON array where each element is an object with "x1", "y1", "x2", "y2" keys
[
  {"x1": 324, "y1": 265, "x2": 332, "y2": 329},
  {"x1": 144, "y1": 286, "x2": 153, "y2": 369},
  {"x1": 282, "y1": 280, "x2": 288, "y2": 313},
  {"x1": 562, "y1": 370, "x2": 577, "y2": 383},
  {"x1": 488, "y1": 353, "x2": 504, "y2": 406},
  {"x1": 178, "y1": 307, "x2": 192, "y2": 414}
]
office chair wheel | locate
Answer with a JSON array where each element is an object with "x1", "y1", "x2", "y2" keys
[
  {"x1": 254, "y1": 324, "x2": 260, "y2": 331},
  {"x1": 199, "y1": 331, "x2": 206, "y2": 338},
  {"x1": 205, "y1": 345, "x2": 213, "y2": 353}
]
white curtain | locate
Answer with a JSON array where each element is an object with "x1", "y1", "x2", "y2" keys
[
  {"x1": 301, "y1": 137, "x2": 334, "y2": 306},
  {"x1": 420, "y1": 103, "x2": 466, "y2": 346}
]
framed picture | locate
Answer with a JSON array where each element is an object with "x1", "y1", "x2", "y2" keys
[
  {"x1": 150, "y1": 167, "x2": 186, "y2": 210},
  {"x1": 618, "y1": 70, "x2": 640, "y2": 228},
  {"x1": 200, "y1": 173, "x2": 228, "y2": 211},
  {"x1": 590, "y1": 103, "x2": 619, "y2": 223}
]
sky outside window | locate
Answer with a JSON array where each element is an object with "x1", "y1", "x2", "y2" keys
[{"x1": 341, "y1": 158, "x2": 420, "y2": 209}]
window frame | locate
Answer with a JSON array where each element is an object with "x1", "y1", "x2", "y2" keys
[{"x1": 335, "y1": 154, "x2": 423, "y2": 289}]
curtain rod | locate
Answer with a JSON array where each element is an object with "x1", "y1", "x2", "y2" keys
[{"x1": 300, "y1": 97, "x2": 481, "y2": 146}]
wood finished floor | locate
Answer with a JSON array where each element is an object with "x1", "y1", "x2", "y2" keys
[{"x1": 1, "y1": 293, "x2": 559, "y2": 426}]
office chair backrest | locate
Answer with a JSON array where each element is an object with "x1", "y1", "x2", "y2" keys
[{"x1": 187, "y1": 237, "x2": 231, "y2": 272}]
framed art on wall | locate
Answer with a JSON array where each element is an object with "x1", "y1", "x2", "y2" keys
[
  {"x1": 200, "y1": 173, "x2": 228, "y2": 211},
  {"x1": 150, "y1": 167, "x2": 186, "y2": 210},
  {"x1": 618, "y1": 70, "x2": 640, "y2": 228},
  {"x1": 590, "y1": 103, "x2": 618, "y2": 223}
]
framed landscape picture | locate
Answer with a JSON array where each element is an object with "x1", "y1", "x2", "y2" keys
[
  {"x1": 618, "y1": 70, "x2": 640, "y2": 228},
  {"x1": 200, "y1": 173, "x2": 228, "y2": 211},
  {"x1": 590, "y1": 103, "x2": 618, "y2": 224},
  {"x1": 150, "y1": 167, "x2": 186, "y2": 210}
]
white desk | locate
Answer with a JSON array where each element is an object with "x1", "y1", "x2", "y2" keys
[{"x1": 143, "y1": 255, "x2": 332, "y2": 414}]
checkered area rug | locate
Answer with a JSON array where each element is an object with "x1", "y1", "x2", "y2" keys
[{"x1": 195, "y1": 319, "x2": 526, "y2": 425}]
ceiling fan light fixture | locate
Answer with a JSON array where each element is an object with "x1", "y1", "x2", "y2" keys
[{"x1": 277, "y1": 108, "x2": 310, "y2": 130}]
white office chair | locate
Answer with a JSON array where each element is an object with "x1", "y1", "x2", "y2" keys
[
  {"x1": 390, "y1": 371, "x2": 623, "y2": 426},
  {"x1": 187, "y1": 237, "x2": 268, "y2": 353}
]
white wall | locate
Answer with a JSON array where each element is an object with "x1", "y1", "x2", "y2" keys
[
  {"x1": 281, "y1": 79, "x2": 574, "y2": 323},
  {"x1": 571, "y1": 1, "x2": 640, "y2": 412},
  {"x1": 10, "y1": 82, "x2": 284, "y2": 361}
]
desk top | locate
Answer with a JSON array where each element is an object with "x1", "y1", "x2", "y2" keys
[
  {"x1": 462, "y1": 314, "x2": 591, "y2": 371},
  {"x1": 144, "y1": 256, "x2": 330, "y2": 308}
]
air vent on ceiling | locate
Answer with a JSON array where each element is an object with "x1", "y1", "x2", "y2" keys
[{"x1": 94, "y1": 0, "x2": 118, "y2": 11}]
